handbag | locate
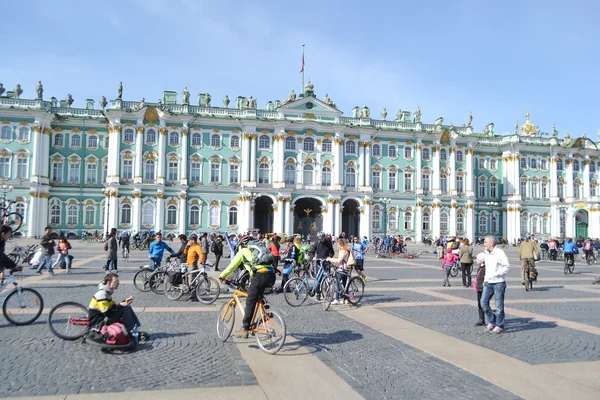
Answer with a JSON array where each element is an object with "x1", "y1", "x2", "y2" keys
[{"x1": 533, "y1": 251, "x2": 539, "y2": 261}]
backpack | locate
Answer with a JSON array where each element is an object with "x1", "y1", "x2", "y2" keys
[
  {"x1": 100, "y1": 322, "x2": 129, "y2": 345},
  {"x1": 247, "y1": 239, "x2": 274, "y2": 269},
  {"x1": 346, "y1": 250, "x2": 356, "y2": 268},
  {"x1": 584, "y1": 242, "x2": 592, "y2": 251}
]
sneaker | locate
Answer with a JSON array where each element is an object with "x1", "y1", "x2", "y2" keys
[
  {"x1": 491, "y1": 326, "x2": 503, "y2": 334},
  {"x1": 36, "y1": 271, "x2": 42, "y2": 275},
  {"x1": 49, "y1": 272, "x2": 55, "y2": 276},
  {"x1": 474, "y1": 321, "x2": 486, "y2": 327},
  {"x1": 486, "y1": 324, "x2": 495, "y2": 331},
  {"x1": 361, "y1": 275, "x2": 367, "y2": 283},
  {"x1": 234, "y1": 328, "x2": 249, "y2": 339},
  {"x1": 331, "y1": 299, "x2": 340, "y2": 305}
]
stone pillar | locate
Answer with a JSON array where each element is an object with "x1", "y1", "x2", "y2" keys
[
  {"x1": 449, "y1": 149, "x2": 457, "y2": 195},
  {"x1": 449, "y1": 203, "x2": 457, "y2": 236},
  {"x1": 157, "y1": 127, "x2": 167, "y2": 185},
  {"x1": 502, "y1": 208, "x2": 508, "y2": 240},
  {"x1": 106, "y1": 125, "x2": 121, "y2": 184},
  {"x1": 584, "y1": 160, "x2": 591, "y2": 199},
  {"x1": 334, "y1": 200, "x2": 342, "y2": 237},
  {"x1": 323, "y1": 200, "x2": 334, "y2": 235},
  {"x1": 179, "y1": 194, "x2": 187, "y2": 235},
  {"x1": 156, "y1": 193, "x2": 165, "y2": 232},
  {"x1": 550, "y1": 156, "x2": 559, "y2": 200},
  {"x1": 465, "y1": 149, "x2": 474, "y2": 197},
  {"x1": 37, "y1": 193, "x2": 49, "y2": 237},
  {"x1": 238, "y1": 195, "x2": 251, "y2": 232},
  {"x1": 432, "y1": 203, "x2": 441, "y2": 239},
  {"x1": 134, "y1": 126, "x2": 144, "y2": 183},
  {"x1": 30, "y1": 126, "x2": 43, "y2": 184},
  {"x1": 273, "y1": 200, "x2": 283, "y2": 234},
  {"x1": 249, "y1": 134, "x2": 257, "y2": 186},
  {"x1": 565, "y1": 159, "x2": 574, "y2": 201},
  {"x1": 415, "y1": 143, "x2": 423, "y2": 194},
  {"x1": 551, "y1": 204, "x2": 560, "y2": 237},
  {"x1": 360, "y1": 199, "x2": 372, "y2": 239},
  {"x1": 466, "y1": 204, "x2": 475, "y2": 243},
  {"x1": 358, "y1": 143, "x2": 366, "y2": 188},
  {"x1": 273, "y1": 134, "x2": 285, "y2": 188},
  {"x1": 181, "y1": 129, "x2": 189, "y2": 185},
  {"x1": 284, "y1": 199, "x2": 293, "y2": 235},
  {"x1": 565, "y1": 206, "x2": 574, "y2": 238},
  {"x1": 432, "y1": 147, "x2": 441, "y2": 195},
  {"x1": 589, "y1": 206, "x2": 600, "y2": 239},
  {"x1": 333, "y1": 136, "x2": 344, "y2": 190},
  {"x1": 241, "y1": 133, "x2": 251, "y2": 186},
  {"x1": 364, "y1": 143, "x2": 372, "y2": 190},
  {"x1": 132, "y1": 192, "x2": 142, "y2": 233},
  {"x1": 415, "y1": 201, "x2": 423, "y2": 242},
  {"x1": 249, "y1": 199, "x2": 255, "y2": 229}
]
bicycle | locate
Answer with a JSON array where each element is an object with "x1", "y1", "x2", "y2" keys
[
  {"x1": 284, "y1": 259, "x2": 333, "y2": 307},
  {"x1": 121, "y1": 244, "x2": 130, "y2": 261},
  {"x1": 133, "y1": 259, "x2": 179, "y2": 294},
  {"x1": 0, "y1": 200, "x2": 23, "y2": 233},
  {"x1": 216, "y1": 280, "x2": 286, "y2": 355},
  {"x1": 0, "y1": 269, "x2": 44, "y2": 325},
  {"x1": 524, "y1": 259, "x2": 536, "y2": 291},
  {"x1": 164, "y1": 264, "x2": 220, "y2": 304},
  {"x1": 564, "y1": 253, "x2": 575, "y2": 274},
  {"x1": 585, "y1": 251, "x2": 596, "y2": 265},
  {"x1": 449, "y1": 260, "x2": 461, "y2": 278},
  {"x1": 321, "y1": 267, "x2": 364, "y2": 311}
]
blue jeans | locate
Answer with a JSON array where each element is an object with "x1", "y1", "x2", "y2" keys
[
  {"x1": 335, "y1": 271, "x2": 348, "y2": 301},
  {"x1": 480, "y1": 281, "x2": 506, "y2": 328},
  {"x1": 36, "y1": 254, "x2": 54, "y2": 274},
  {"x1": 51, "y1": 254, "x2": 72, "y2": 271},
  {"x1": 149, "y1": 258, "x2": 160, "y2": 271},
  {"x1": 106, "y1": 259, "x2": 118, "y2": 271}
]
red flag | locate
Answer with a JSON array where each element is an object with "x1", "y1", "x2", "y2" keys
[{"x1": 299, "y1": 52, "x2": 304, "y2": 73}]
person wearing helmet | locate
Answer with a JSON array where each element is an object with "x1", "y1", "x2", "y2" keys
[{"x1": 219, "y1": 235, "x2": 276, "y2": 338}]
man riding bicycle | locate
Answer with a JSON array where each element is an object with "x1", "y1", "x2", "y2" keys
[
  {"x1": 563, "y1": 238, "x2": 579, "y2": 266},
  {"x1": 218, "y1": 234, "x2": 276, "y2": 339},
  {"x1": 519, "y1": 235, "x2": 540, "y2": 285},
  {"x1": 119, "y1": 230, "x2": 131, "y2": 257},
  {"x1": 583, "y1": 239, "x2": 596, "y2": 264}
]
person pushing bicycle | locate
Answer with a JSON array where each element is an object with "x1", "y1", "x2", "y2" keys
[{"x1": 219, "y1": 234, "x2": 276, "y2": 339}]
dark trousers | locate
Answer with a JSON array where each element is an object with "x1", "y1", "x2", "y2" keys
[
  {"x1": 106, "y1": 305, "x2": 141, "y2": 333},
  {"x1": 243, "y1": 272, "x2": 276, "y2": 330},
  {"x1": 214, "y1": 253, "x2": 222, "y2": 270},
  {"x1": 280, "y1": 273, "x2": 290, "y2": 291},
  {"x1": 461, "y1": 263, "x2": 473, "y2": 287},
  {"x1": 476, "y1": 291, "x2": 485, "y2": 323}
]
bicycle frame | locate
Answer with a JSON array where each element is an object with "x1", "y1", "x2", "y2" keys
[
  {"x1": 0, "y1": 274, "x2": 26, "y2": 306},
  {"x1": 221, "y1": 289, "x2": 271, "y2": 334}
]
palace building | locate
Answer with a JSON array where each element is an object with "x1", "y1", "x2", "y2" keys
[{"x1": 0, "y1": 81, "x2": 596, "y2": 241}]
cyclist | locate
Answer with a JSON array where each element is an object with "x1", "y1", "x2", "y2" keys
[
  {"x1": 309, "y1": 231, "x2": 335, "y2": 267},
  {"x1": 169, "y1": 234, "x2": 189, "y2": 266},
  {"x1": 218, "y1": 235, "x2": 276, "y2": 338},
  {"x1": 148, "y1": 232, "x2": 175, "y2": 271},
  {"x1": 0, "y1": 225, "x2": 21, "y2": 273},
  {"x1": 548, "y1": 238, "x2": 558, "y2": 261},
  {"x1": 278, "y1": 235, "x2": 304, "y2": 293},
  {"x1": 351, "y1": 235, "x2": 367, "y2": 282},
  {"x1": 325, "y1": 238, "x2": 351, "y2": 305},
  {"x1": 119, "y1": 230, "x2": 131, "y2": 258},
  {"x1": 519, "y1": 235, "x2": 540, "y2": 285},
  {"x1": 583, "y1": 239, "x2": 596, "y2": 264},
  {"x1": 563, "y1": 238, "x2": 579, "y2": 267}
]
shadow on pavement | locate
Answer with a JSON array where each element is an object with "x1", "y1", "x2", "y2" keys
[
  {"x1": 503, "y1": 318, "x2": 557, "y2": 333},
  {"x1": 276, "y1": 330, "x2": 364, "y2": 355}
]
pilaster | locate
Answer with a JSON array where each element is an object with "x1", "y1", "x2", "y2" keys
[
  {"x1": 466, "y1": 203, "x2": 475, "y2": 243},
  {"x1": 432, "y1": 146, "x2": 441, "y2": 195},
  {"x1": 284, "y1": 198, "x2": 293, "y2": 235},
  {"x1": 432, "y1": 202, "x2": 441, "y2": 239},
  {"x1": 415, "y1": 143, "x2": 423, "y2": 194},
  {"x1": 449, "y1": 202, "x2": 457, "y2": 236},
  {"x1": 157, "y1": 127, "x2": 167, "y2": 185},
  {"x1": 360, "y1": 199, "x2": 372, "y2": 239},
  {"x1": 132, "y1": 192, "x2": 142, "y2": 233},
  {"x1": 134, "y1": 126, "x2": 143, "y2": 184},
  {"x1": 106, "y1": 124, "x2": 121, "y2": 185},
  {"x1": 583, "y1": 159, "x2": 591, "y2": 199},
  {"x1": 565, "y1": 159, "x2": 574, "y2": 201},
  {"x1": 465, "y1": 148, "x2": 474, "y2": 197},
  {"x1": 249, "y1": 134, "x2": 257, "y2": 186},
  {"x1": 181, "y1": 128, "x2": 189, "y2": 185},
  {"x1": 156, "y1": 192, "x2": 165, "y2": 232},
  {"x1": 415, "y1": 200, "x2": 423, "y2": 242},
  {"x1": 179, "y1": 193, "x2": 187, "y2": 235}
]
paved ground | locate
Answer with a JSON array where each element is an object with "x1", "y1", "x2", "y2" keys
[{"x1": 1, "y1": 239, "x2": 600, "y2": 399}]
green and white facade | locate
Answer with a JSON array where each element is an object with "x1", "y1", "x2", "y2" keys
[{"x1": 0, "y1": 81, "x2": 597, "y2": 241}]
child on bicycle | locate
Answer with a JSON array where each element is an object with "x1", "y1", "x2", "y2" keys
[{"x1": 326, "y1": 238, "x2": 351, "y2": 305}]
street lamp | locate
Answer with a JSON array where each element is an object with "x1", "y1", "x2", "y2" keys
[{"x1": 381, "y1": 197, "x2": 392, "y2": 238}]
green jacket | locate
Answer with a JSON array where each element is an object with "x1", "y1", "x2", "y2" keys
[{"x1": 219, "y1": 247, "x2": 274, "y2": 279}]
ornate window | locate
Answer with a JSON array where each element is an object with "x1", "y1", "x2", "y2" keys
[
  {"x1": 169, "y1": 131, "x2": 180, "y2": 146},
  {"x1": 404, "y1": 171, "x2": 413, "y2": 191},
  {"x1": 372, "y1": 170, "x2": 381, "y2": 190},
  {"x1": 388, "y1": 211, "x2": 397, "y2": 231},
  {"x1": 209, "y1": 206, "x2": 220, "y2": 226},
  {"x1": 191, "y1": 132, "x2": 202, "y2": 146},
  {"x1": 345, "y1": 167, "x2": 356, "y2": 188},
  {"x1": 68, "y1": 160, "x2": 80, "y2": 182},
  {"x1": 478, "y1": 179, "x2": 486, "y2": 198},
  {"x1": 145, "y1": 129, "x2": 156, "y2": 144},
  {"x1": 542, "y1": 216, "x2": 549, "y2": 235},
  {"x1": 491, "y1": 213, "x2": 498, "y2": 233},
  {"x1": 531, "y1": 181, "x2": 539, "y2": 198},
  {"x1": 54, "y1": 133, "x2": 64, "y2": 147},
  {"x1": 86, "y1": 161, "x2": 97, "y2": 184},
  {"x1": 532, "y1": 215, "x2": 539, "y2": 234},
  {"x1": 574, "y1": 182, "x2": 582, "y2": 199},
  {"x1": 230, "y1": 135, "x2": 240, "y2": 148},
  {"x1": 422, "y1": 147, "x2": 430, "y2": 160},
  {"x1": 479, "y1": 215, "x2": 488, "y2": 234},
  {"x1": 51, "y1": 160, "x2": 63, "y2": 182},
  {"x1": 284, "y1": 164, "x2": 296, "y2": 185},
  {"x1": 258, "y1": 135, "x2": 270, "y2": 149},
  {"x1": 345, "y1": 140, "x2": 356, "y2": 154},
  {"x1": 490, "y1": 179, "x2": 497, "y2": 198},
  {"x1": 88, "y1": 135, "x2": 98, "y2": 149},
  {"x1": 229, "y1": 206, "x2": 238, "y2": 226},
  {"x1": 422, "y1": 212, "x2": 431, "y2": 231},
  {"x1": 372, "y1": 209, "x2": 381, "y2": 231},
  {"x1": 540, "y1": 159, "x2": 548, "y2": 170},
  {"x1": 478, "y1": 157, "x2": 486, "y2": 170},
  {"x1": 541, "y1": 181, "x2": 548, "y2": 198},
  {"x1": 1, "y1": 126, "x2": 11, "y2": 140},
  {"x1": 15, "y1": 202, "x2": 25, "y2": 223},
  {"x1": 285, "y1": 136, "x2": 296, "y2": 150},
  {"x1": 573, "y1": 160, "x2": 580, "y2": 172},
  {"x1": 404, "y1": 212, "x2": 412, "y2": 230},
  {"x1": 322, "y1": 139, "x2": 332, "y2": 152},
  {"x1": 142, "y1": 203, "x2": 155, "y2": 226},
  {"x1": 84, "y1": 205, "x2": 95, "y2": 225},
  {"x1": 123, "y1": 129, "x2": 134, "y2": 143},
  {"x1": 530, "y1": 158, "x2": 538, "y2": 169},
  {"x1": 121, "y1": 157, "x2": 133, "y2": 180},
  {"x1": 490, "y1": 158, "x2": 498, "y2": 171},
  {"x1": 104, "y1": 134, "x2": 110, "y2": 149},
  {"x1": 520, "y1": 179, "x2": 527, "y2": 197},
  {"x1": 556, "y1": 158, "x2": 564, "y2": 171},
  {"x1": 455, "y1": 150, "x2": 464, "y2": 163},
  {"x1": 67, "y1": 205, "x2": 78, "y2": 225},
  {"x1": 189, "y1": 205, "x2": 200, "y2": 226},
  {"x1": 16, "y1": 157, "x2": 28, "y2": 179},
  {"x1": 557, "y1": 181, "x2": 564, "y2": 198},
  {"x1": 303, "y1": 137, "x2": 315, "y2": 152},
  {"x1": 190, "y1": 161, "x2": 201, "y2": 183},
  {"x1": 144, "y1": 160, "x2": 156, "y2": 182},
  {"x1": 258, "y1": 163, "x2": 270, "y2": 184},
  {"x1": 210, "y1": 134, "x2": 221, "y2": 147},
  {"x1": 229, "y1": 163, "x2": 239, "y2": 184},
  {"x1": 303, "y1": 164, "x2": 314, "y2": 185},
  {"x1": 167, "y1": 205, "x2": 177, "y2": 225},
  {"x1": 456, "y1": 175, "x2": 464, "y2": 193},
  {"x1": 590, "y1": 161, "x2": 597, "y2": 173},
  {"x1": 168, "y1": 160, "x2": 179, "y2": 181},
  {"x1": 210, "y1": 162, "x2": 221, "y2": 183},
  {"x1": 403, "y1": 146, "x2": 412, "y2": 159},
  {"x1": 422, "y1": 171, "x2": 430, "y2": 193},
  {"x1": 457, "y1": 212, "x2": 465, "y2": 232},
  {"x1": 388, "y1": 145, "x2": 397, "y2": 158},
  {"x1": 322, "y1": 166, "x2": 332, "y2": 186},
  {"x1": 520, "y1": 157, "x2": 527, "y2": 169},
  {"x1": 372, "y1": 144, "x2": 381, "y2": 157},
  {"x1": 440, "y1": 148, "x2": 448, "y2": 162},
  {"x1": 69, "y1": 134, "x2": 81, "y2": 148},
  {"x1": 440, "y1": 174, "x2": 448, "y2": 194},
  {"x1": 121, "y1": 204, "x2": 132, "y2": 224},
  {"x1": 50, "y1": 203, "x2": 61, "y2": 225},
  {"x1": 521, "y1": 215, "x2": 529, "y2": 235},
  {"x1": 388, "y1": 170, "x2": 397, "y2": 191},
  {"x1": 440, "y1": 212, "x2": 448, "y2": 232}
]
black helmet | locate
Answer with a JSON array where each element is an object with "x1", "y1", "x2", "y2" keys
[{"x1": 189, "y1": 234, "x2": 198, "y2": 241}]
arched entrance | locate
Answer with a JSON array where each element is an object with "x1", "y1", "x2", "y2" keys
[
  {"x1": 342, "y1": 199, "x2": 360, "y2": 238},
  {"x1": 254, "y1": 196, "x2": 274, "y2": 234},
  {"x1": 293, "y1": 198, "x2": 323, "y2": 239},
  {"x1": 575, "y1": 210, "x2": 588, "y2": 238}
]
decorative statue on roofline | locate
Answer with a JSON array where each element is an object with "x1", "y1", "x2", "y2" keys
[
  {"x1": 467, "y1": 111, "x2": 472, "y2": 127},
  {"x1": 552, "y1": 123, "x2": 558, "y2": 137},
  {"x1": 204, "y1": 93, "x2": 211, "y2": 107},
  {"x1": 281, "y1": 89, "x2": 296, "y2": 105},
  {"x1": 514, "y1": 120, "x2": 519, "y2": 135},
  {"x1": 0, "y1": 83, "x2": 4, "y2": 96},
  {"x1": 381, "y1": 108, "x2": 387, "y2": 120},
  {"x1": 414, "y1": 106, "x2": 421, "y2": 123},
  {"x1": 223, "y1": 94, "x2": 230, "y2": 108},
  {"x1": 139, "y1": 98, "x2": 146, "y2": 109},
  {"x1": 66, "y1": 93, "x2": 74, "y2": 107},
  {"x1": 14, "y1": 84, "x2": 23, "y2": 99},
  {"x1": 36, "y1": 81, "x2": 43, "y2": 100},
  {"x1": 323, "y1": 93, "x2": 334, "y2": 107},
  {"x1": 117, "y1": 82, "x2": 123, "y2": 100},
  {"x1": 361, "y1": 106, "x2": 370, "y2": 118},
  {"x1": 396, "y1": 109, "x2": 403, "y2": 122},
  {"x1": 182, "y1": 87, "x2": 190, "y2": 105},
  {"x1": 100, "y1": 96, "x2": 107, "y2": 109}
]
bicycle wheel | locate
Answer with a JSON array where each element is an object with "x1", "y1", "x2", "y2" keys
[
  {"x1": 564, "y1": 260, "x2": 569, "y2": 274},
  {"x1": 2, "y1": 288, "x2": 44, "y2": 325},
  {"x1": 149, "y1": 271, "x2": 166, "y2": 294},
  {"x1": 568, "y1": 262, "x2": 574, "y2": 274},
  {"x1": 164, "y1": 279, "x2": 184, "y2": 300},
  {"x1": 322, "y1": 278, "x2": 333, "y2": 311},
  {"x1": 48, "y1": 302, "x2": 89, "y2": 340},
  {"x1": 525, "y1": 273, "x2": 530, "y2": 291},
  {"x1": 133, "y1": 269, "x2": 152, "y2": 292},
  {"x1": 216, "y1": 301, "x2": 235, "y2": 341},
  {"x1": 196, "y1": 276, "x2": 220, "y2": 305},
  {"x1": 7, "y1": 253, "x2": 20, "y2": 266},
  {"x1": 449, "y1": 265, "x2": 459, "y2": 278},
  {"x1": 283, "y1": 278, "x2": 309, "y2": 307},
  {"x1": 130, "y1": 242, "x2": 137, "y2": 250},
  {"x1": 4, "y1": 212, "x2": 23, "y2": 233},
  {"x1": 346, "y1": 276, "x2": 364, "y2": 305},
  {"x1": 255, "y1": 308, "x2": 286, "y2": 355}
]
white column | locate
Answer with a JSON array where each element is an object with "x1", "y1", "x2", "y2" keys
[
  {"x1": 106, "y1": 125, "x2": 121, "y2": 184},
  {"x1": 239, "y1": 197, "x2": 251, "y2": 232},
  {"x1": 30, "y1": 126, "x2": 43, "y2": 183},
  {"x1": 584, "y1": 160, "x2": 591, "y2": 199},
  {"x1": 432, "y1": 204, "x2": 441, "y2": 239},
  {"x1": 273, "y1": 134, "x2": 285, "y2": 188},
  {"x1": 179, "y1": 195, "x2": 187, "y2": 235},
  {"x1": 432, "y1": 147, "x2": 441, "y2": 195},
  {"x1": 157, "y1": 128, "x2": 167, "y2": 185},
  {"x1": 105, "y1": 195, "x2": 118, "y2": 233},
  {"x1": 550, "y1": 205, "x2": 560, "y2": 237},
  {"x1": 466, "y1": 205, "x2": 475, "y2": 243},
  {"x1": 550, "y1": 156, "x2": 558, "y2": 199},
  {"x1": 565, "y1": 159, "x2": 574, "y2": 200},
  {"x1": 156, "y1": 195, "x2": 165, "y2": 232},
  {"x1": 333, "y1": 136, "x2": 344, "y2": 190},
  {"x1": 415, "y1": 204, "x2": 423, "y2": 242},
  {"x1": 589, "y1": 207, "x2": 599, "y2": 238},
  {"x1": 323, "y1": 201, "x2": 333, "y2": 235},
  {"x1": 465, "y1": 149, "x2": 474, "y2": 197},
  {"x1": 273, "y1": 200, "x2": 283, "y2": 234},
  {"x1": 358, "y1": 143, "x2": 365, "y2": 188},
  {"x1": 449, "y1": 205, "x2": 457, "y2": 236},
  {"x1": 415, "y1": 144, "x2": 423, "y2": 194},
  {"x1": 334, "y1": 201, "x2": 342, "y2": 237},
  {"x1": 134, "y1": 127, "x2": 143, "y2": 184},
  {"x1": 449, "y1": 149, "x2": 457, "y2": 194},
  {"x1": 249, "y1": 134, "x2": 257, "y2": 185},
  {"x1": 514, "y1": 154, "x2": 521, "y2": 196},
  {"x1": 565, "y1": 206, "x2": 574, "y2": 237},
  {"x1": 502, "y1": 209, "x2": 508, "y2": 240},
  {"x1": 285, "y1": 200, "x2": 293, "y2": 234},
  {"x1": 241, "y1": 133, "x2": 251, "y2": 186},
  {"x1": 132, "y1": 194, "x2": 141, "y2": 233},
  {"x1": 181, "y1": 129, "x2": 189, "y2": 185},
  {"x1": 359, "y1": 201, "x2": 372, "y2": 238},
  {"x1": 364, "y1": 143, "x2": 372, "y2": 190},
  {"x1": 38, "y1": 194, "x2": 49, "y2": 237}
]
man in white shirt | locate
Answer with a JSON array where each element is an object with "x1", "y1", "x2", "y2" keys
[{"x1": 481, "y1": 235, "x2": 511, "y2": 334}]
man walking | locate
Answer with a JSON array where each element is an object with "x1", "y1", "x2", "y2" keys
[
  {"x1": 36, "y1": 227, "x2": 56, "y2": 275},
  {"x1": 211, "y1": 234, "x2": 224, "y2": 271},
  {"x1": 105, "y1": 228, "x2": 118, "y2": 273},
  {"x1": 481, "y1": 236, "x2": 510, "y2": 334}
]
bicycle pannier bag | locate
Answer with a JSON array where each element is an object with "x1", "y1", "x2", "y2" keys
[{"x1": 167, "y1": 271, "x2": 183, "y2": 285}]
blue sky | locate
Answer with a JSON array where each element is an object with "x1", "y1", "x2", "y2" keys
[{"x1": 1, "y1": 0, "x2": 599, "y2": 139}]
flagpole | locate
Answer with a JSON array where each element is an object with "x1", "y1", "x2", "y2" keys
[{"x1": 301, "y1": 44, "x2": 305, "y2": 93}]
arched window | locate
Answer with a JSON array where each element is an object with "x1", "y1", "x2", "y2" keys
[
  {"x1": 591, "y1": 182, "x2": 598, "y2": 197},
  {"x1": 229, "y1": 206, "x2": 238, "y2": 226},
  {"x1": 372, "y1": 170, "x2": 381, "y2": 189},
  {"x1": 1, "y1": 126, "x2": 11, "y2": 140},
  {"x1": 455, "y1": 150, "x2": 464, "y2": 162},
  {"x1": 388, "y1": 145, "x2": 397, "y2": 158},
  {"x1": 422, "y1": 171, "x2": 430, "y2": 192},
  {"x1": 388, "y1": 169, "x2": 397, "y2": 190},
  {"x1": 228, "y1": 162, "x2": 238, "y2": 184},
  {"x1": 121, "y1": 204, "x2": 131, "y2": 224},
  {"x1": 230, "y1": 135, "x2": 240, "y2": 148},
  {"x1": 16, "y1": 156, "x2": 28, "y2": 179},
  {"x1": 479, "y1": 215, "x2": 488, "y2": 234},
  {"x1": 123, "y1": 129, "x2": 134, "y2": 143},
  {"x1": 121, "y1": 156, "x2": 133, "y2": 180},
  {"x1": 144, "y1": 160, "x2": 155, "y2": 181},
  {"x1": 285, "y1": 136, "x2": 296, "y2": 150},
  {"x1": 67, "y1": 205, "x2": 78, "y2": 225},
  {"x1": 258, "y1": 163, "x2": 270, "y2": 184},
  {"x1": 345, "y1": 140, "x2": 356, "y2": 154},
  {"x1": 345, "y1": 167, "x2": 356, "y2": 188},
  {"x1": 440, "y1": 148, "x2": 448, "y2": 162},
  {"x1": 573, "y1": 159, "x2": 580, "y2": 172},
  {"x1": 404, "y1": 212, "x2": 412, "y2": 230},
  {"x1": 189, "y1": 205, "x2": 200, "y2": 226},
  {"x1": 532, "y1": 215, "x2": 539, "y2": 234},
  {"x1": 422, "y1": 147, "x2": 430, "y2": 160},
  {"x1": 490, "y1": 159, "x2": 498, "y2": 170},
  {"x1": 372, "y1": 144, "x2": 381, "y2": 157},
  {"x1": 191, "y1": 132, "x2": 202, "y2": 146},
  {"x1": 209, "y1": 206, "x2": 220, "y2": 226},
  {"x1": 372, "y1": 210, "x2": 381, "y2": 231},
  {"x1": 84, "y1": 205, "x2": 95, "y2": 225},
  {"x1": 142, "y1": 202, "x2": 155, "y2": 226},
  {"x1": 190, "y1": 160, "x2": 201, "y2": 183},
  {"x1": 422, "y1": 212, "x2": 431, "y2": 231},
  {"x1": 440, "y1": 212, "x2": 448, "y2": 232},
  {"x1": 403, "y1": 146, "x2": 412, "y2": 159},
  {"x1": 520, "y1": 179, "x2": 528, "y2": 197},
  {"x1": 50, "y1": 203, "x2": 61, "y2": 225},
  {"x1": 167, "y1": 205, "x2": 177, "y2": 225},
  {"x1": 590, "y1": 161, "x2": 597, "y2": 173},
  {"x1": 303, "y1": 164, "x2": 314, "y2": 185},
  {"x1": 457, "y1": 212, "x2": 465, "y2": 232},
  {"x1": 284, "y1": 164, "x2": 296, "y2": 185},
  {"x1": 303, "y1": 137, "x2": 315, "y2": 152},
  {"x1": 70, "y1": 134, "x2": 81, "y2": 148},
  {"x1": 520, "y1": 158, "x2": 528, "y2": 169},
  {"x1": 88, "y1": 135, "x2": 98, "y2": 149},
  {"x1": 211, "y1": 134, "x2": 221, "y2": 147},
  {"x1": 541, "y1": 181, "x2": 548, "y2": 198},
  {"x1": 169, "y1": 131, "x2": 180, "y2": 146},
  {"x1": 479, "y1": 179, "x2": 486, "y2": 198},
  {"x1": 531, "y1": 181, "x2": 539, "y2": 198},
  {"x1": 556, "y1": 158, "x2": 564, "y2": 171},
  {"x1": 440, "y1": 174, "x2": 448, "y2": 194},
  {"x1": 15, "y1": 202, "x2": 25, "y2": 224},
  {"x1": 389, "y1": 211, "x2": 397, "y2": 231},
  {"x1": 322, "y1": 166, "x2": 332, "y2": 186},
  {"x1": 574, "y1": 182, "x2": 582, "y2": 199},
  {"x1": 530, "y1": 158, "x2": 538, "y2": 169},
  {"x1": 168, "y1": 159, "x2": 179, "y2": 181},
  {"x1": 54, "y1": 133, "x2": 64, "y2": 147},
  {"x1": 322, "y1": 139, "x2": 332, "y2": 152},
  {"x1": 557, "y1": 181, "x2": 564, "y2": 198},
  {"x1": 258, "y1": 135, "x2": 270, "y2": 149},
  {"x1": 491, "y1": 213, "x2": 498, "y2": 233},
  {"x1": 521, "y1": 215, "x2": 528, "y2": 235},
  {"x1": 542, "y1": 216, "x2": 549, "y2": 234},
  {"x1": 540, "y1": 159, "x2": 548, "y2": 170},
  {"x1": 145, "y1": 129, "x2": 156, "y2": 144},
  {"x1": 478, "y1": 158, "x2": 486, "y2": 170},
  {"x1": 210, "y1": 162, "x2": 220, "y2": 183},
  {"x1": 404, "y1": 171, "x2": 413, "y2": 191},
  {"x1": 490, "y1": 179, "x2": 498, "y2": 198}
]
